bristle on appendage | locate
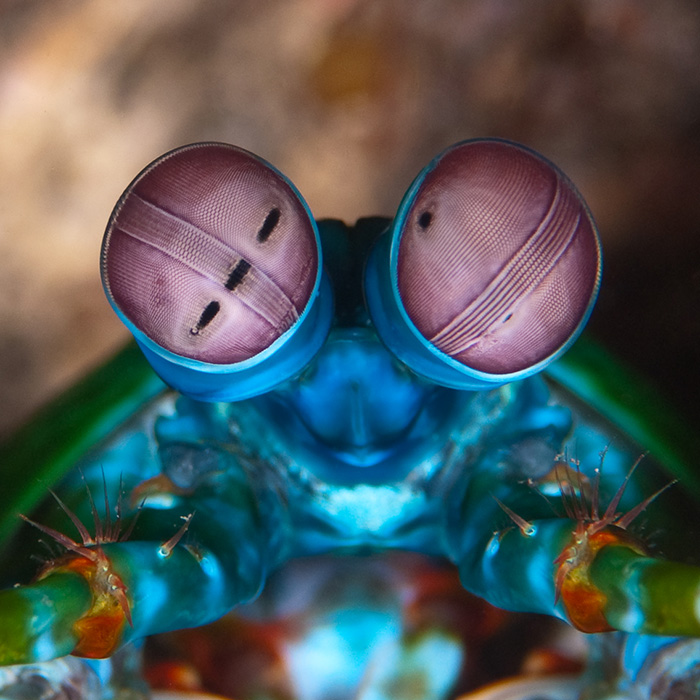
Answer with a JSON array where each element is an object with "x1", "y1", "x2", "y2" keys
[
  {"x1": 18, "y1": 474, "x2": 139, "y2": 639},
  {"x1": 493, "y1": 496, "x2": 536, "y2": 537},
  {"x1": 159, "y1": 513, "x2": 194, "y2": 558},
  {"x1": 20, "y1": 471, "x2": 140, "y2": 560},
  {"x1": 552, "y1": 452, "x2": 677, "y2": 632},
  {"x1": 553, "y1": 450, "x2": 675, "y2": 535}
]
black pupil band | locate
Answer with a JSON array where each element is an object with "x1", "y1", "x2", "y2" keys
[
  {"x1": 191, "y1": 300, "x2": 221, "y2": 335},
  {"x1": 257, "y1": 208, "x2": 281, "y2": 242},
  {"x1": 225, "y1": 259, "x2": 252, "y2": 291}
]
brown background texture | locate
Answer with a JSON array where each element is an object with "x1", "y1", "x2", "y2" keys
[{"x1": 1, "y1": 0, "x2": 699, "y2": 439}]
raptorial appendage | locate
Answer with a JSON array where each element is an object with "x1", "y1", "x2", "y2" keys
[
  {"x1": 551, "y1": 452, "x2": 683, "y2": 635},
  {"x1": 0, "y1": 450, "x2": 283, "y2": 666},
  {"x1": 450, "y1": 446, "x2": 700, "y2": 640}
]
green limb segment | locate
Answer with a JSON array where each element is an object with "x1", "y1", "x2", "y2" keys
[
  {"x1": 591, "y1": 545, "x2": 700, "y2": 637},
  {"x1": 0, "y1": 573, "x2": 92, "y2": 665}
]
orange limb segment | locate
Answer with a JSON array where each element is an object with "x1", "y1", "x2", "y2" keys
[
  {"x1": 40, "y1": 551, "x2": 131, "y2": 659},
  {"x1": 555, "y1": 527, "x2": 644, "y2": 633}
]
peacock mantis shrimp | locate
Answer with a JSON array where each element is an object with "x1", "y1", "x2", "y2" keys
[{"x1": 1, "y1": 139, "x2": 699, "y2": 699}]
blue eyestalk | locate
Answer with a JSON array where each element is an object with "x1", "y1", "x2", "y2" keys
[
  {"x1": 365, "y1": 139, "x2": 602, "y2": 390},
  {"x1": 101, "y1": 143, "x2": 332, "y2": 402}
]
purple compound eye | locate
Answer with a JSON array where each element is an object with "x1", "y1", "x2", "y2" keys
[
  {"x1": 395, "y1": 140, "x2": 601, "y2": 375},
  {"x1": 364, "y1": 139, "x2": 602, "y2": 390},
  {"x1": 102, "y1": 143, "x2": 319, "y2": 366}
]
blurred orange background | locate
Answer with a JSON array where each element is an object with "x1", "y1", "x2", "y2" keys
[{"x1": 1, "y1": 0, "x2": 699, "y2": 438}]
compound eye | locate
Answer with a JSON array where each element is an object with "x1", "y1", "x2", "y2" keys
[
  {"x1": 396, "y1": 140, "x2": 600, "y2": 375},
  {"x1": 102, "y1": 143, "x2": 319, "y2": 365}
]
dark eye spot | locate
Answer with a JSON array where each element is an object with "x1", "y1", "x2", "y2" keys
[
  {"x1": 225, "y1": 259, "x2": 251, "y2": 291},
  {"x1": 417, "y1": 210, "x2": 433, "y2": 229},
  {"x1": 257, "y1": 207, "x2": 281, "y2": 243},
  {"x1": 503, "y1": 313, "x2": 513, "y2": 323},
  {"x1": 191, "y1": 301, "x2": 220, "y2": 335}
]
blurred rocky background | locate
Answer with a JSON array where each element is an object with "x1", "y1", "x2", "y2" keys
[{"x1": 1, "y1": 0, "x2": 699, "y2": 438}]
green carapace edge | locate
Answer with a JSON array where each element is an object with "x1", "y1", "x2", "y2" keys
[
  {"x1": 546, "y1": 334, "x2": 700, "y2": 501},
  {"x1": 0, "y1": 335, "x2": 698, "y2": 550},
  {"x1": 0, "y1": 343, "x2": 166, "y2": 546}
]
